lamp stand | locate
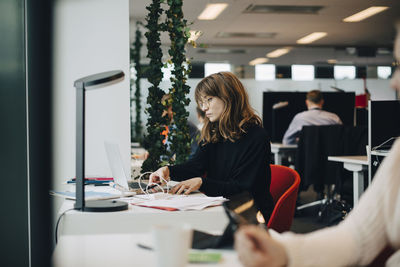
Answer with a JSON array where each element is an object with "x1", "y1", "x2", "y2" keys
[{"x1": 74, "y1": 70, "x2": 128, "y2": 212}]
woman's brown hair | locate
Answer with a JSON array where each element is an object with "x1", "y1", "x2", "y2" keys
[{"x1": 195, "y1": 72, "x2": 262, "y2": 144}]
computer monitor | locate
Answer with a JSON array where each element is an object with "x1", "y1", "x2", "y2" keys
[
  {"x1": 368, "y1": 100, "x2": 400, "y2": 151},
  {"x1": 263, "y1": 92, "x2": 355, "y2": 143},
  {"x1": 355, "y1": 107, "x2": 368, "y2": 127}
]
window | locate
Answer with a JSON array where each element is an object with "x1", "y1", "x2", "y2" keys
[
  {"x1": 162, "y1": 63, "x2": 174, "y2": 81},
  {"x1": 334, "y1": 65, "x2": 356, "y2": 80},
  {"x1": 377, "y1": 66, "x2": 392, "y2": 79},
  {"x1": 204, "y1": 63, "x2": 231, "y2": 77},
  {"x1": 292, "y1": 65, "x2": 314, "y2": 81},
  {"x1": 130, "y1": 64, "x2": 137, "y2": 80},
  {"x1": 255, "y1": 64, "x2": 276, "y2": 80}
]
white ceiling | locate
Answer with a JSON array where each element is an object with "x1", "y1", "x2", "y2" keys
[{"x1": 129, "y1": 0, "x2": 400, "y2": 66}]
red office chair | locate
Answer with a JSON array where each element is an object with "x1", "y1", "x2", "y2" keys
[{"x1": 267, "y1": 164, "x2": 301, "y2": 233}]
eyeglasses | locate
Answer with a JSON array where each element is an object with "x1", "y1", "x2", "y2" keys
[{"x1": 198, "y1": 97, "x2": 213, "y2": 109}]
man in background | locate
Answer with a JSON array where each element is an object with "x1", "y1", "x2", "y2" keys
[{"x1": 282, "y1": 90, "x2": 342, "y2": 145}]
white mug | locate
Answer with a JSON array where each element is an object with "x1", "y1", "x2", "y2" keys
[{"x1": 152, "y1": 223, "x2": 193, "y2": 267}]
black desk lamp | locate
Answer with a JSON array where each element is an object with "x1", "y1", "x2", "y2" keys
[{"x1": 74, "y1": 70, "x2": 128, "y2": 212}]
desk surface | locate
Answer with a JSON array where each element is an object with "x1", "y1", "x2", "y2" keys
[
  {"x1": 53, "y1": 233, "x2": 240, "y2": 267},
  {"x1": 327, "y1": 155, "x2": 368, "y2": 165},
  {"x1": 370, "y1": 150, "x2": 389, "y2": 157},
  {"x1": 58, "y1": 197, "x2": 228, "y2": 236},
  {"x1": 270, "y1": 143, "x2": 297, "y2": 150}
]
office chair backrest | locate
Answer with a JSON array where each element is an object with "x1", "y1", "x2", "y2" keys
[
  {"x1": 295, "y1": 125, "x2": 367, "y2": 195},
  {"x1": 267, "y1": 164, "x2": 301, "y2": 233}
]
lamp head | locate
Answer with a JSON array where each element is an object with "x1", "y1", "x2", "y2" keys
[{"x1": 74, "y1": 70, "x2": 124, "y2": 89}]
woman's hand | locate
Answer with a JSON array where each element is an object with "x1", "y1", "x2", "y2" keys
[
  {"x1": 149, "y1": 166, "x2": 170, "y2": 185},
  {"x1": 235, "y1": 225, "x2": 288, "y2": 267},
  {"x1": 170, "y1": 177, "x2": 202, "y2": 195}
]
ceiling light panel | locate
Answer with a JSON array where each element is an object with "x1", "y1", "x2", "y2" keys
[
  {"x1": 297, "y1": 32, "x2": 327, "y2": 44},
  {"x1": 198, "y1": 3, "x2": 228, "y2": 20},
  {"x1": 343, "y1": 6, "x2": 389, "y2": 22},
  {"x1": 266, "y1": 48, "x2": 291, "y2": 58},
  {"x1": 249, "y1": 58, "x2": 269, "y2": 66}
]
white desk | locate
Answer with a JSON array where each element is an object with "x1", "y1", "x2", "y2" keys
[
  {"x1": 327, "y1": 155, "x2": 368, "y2": 206},
  {"x1": 369, "y1": 150, "x2": 389, "y2": 184},
  {"x1": 370, "y1": 150, "x2": 390, "y2": 157},
  {"x1": 270, "y1": 143, "x2": 297, "y2": 165},
  {"x1": 52, "y1": 233, "x2": 240, "y2": 267},
  {"x1": 58, "y1": 198, "x2": 229, "y2": 236}
]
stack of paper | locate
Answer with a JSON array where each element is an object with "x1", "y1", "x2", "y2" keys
[{"x1": 130, "y1": 193, "x2": 227, "y2": 211}]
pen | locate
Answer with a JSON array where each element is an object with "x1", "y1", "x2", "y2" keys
[
  {"x1": 94, "y1": 183, "x2": 109, "y2": 186},
  {"x1": 137, "y1": 243, "x2": 153, "y2": 251}
]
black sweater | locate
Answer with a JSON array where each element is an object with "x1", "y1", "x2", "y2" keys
[{"x1": 169, "y1": 124, "x2": 274, "y2": 221}]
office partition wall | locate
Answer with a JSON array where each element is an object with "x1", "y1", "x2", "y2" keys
[
  {"x1": 368, "y1": 100, "x2": 400, "y2": 181},
  {"x1": 263, "y1": 92, "x2": 355, "y2": 143}
]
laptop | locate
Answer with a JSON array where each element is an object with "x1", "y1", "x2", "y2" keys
[{"x1": 104, "y1": 141, "x2": 149, "y2": 191}]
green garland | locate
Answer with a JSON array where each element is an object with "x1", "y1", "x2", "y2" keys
[
  {"x1": 130, "y1": 21, "x2": 143, "y2": 142},
  {"x1": 141, "y1": 0, "x2": 169, "y2": 172},
  {"x1": 141, "y1": 0, "x2": 192, "y2": 171},
  {"x1": 165, "y1": 0, "x2": 192, "y2": 164}
]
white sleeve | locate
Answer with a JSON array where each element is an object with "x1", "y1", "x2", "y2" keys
[
  {"x1": 274, "y1": 139, "x2": 400, "y2": 267},
  {"x1": 282, "y1": 115, "x2": 302, "y2": 145}
]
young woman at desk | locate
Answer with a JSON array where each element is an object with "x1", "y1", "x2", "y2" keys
[
  {"x1": 150, "y1": 72, "x2": 274, "y2": 221},
  {"x1": 235, "y1": 22, "x2": 400, "y2": 267}
]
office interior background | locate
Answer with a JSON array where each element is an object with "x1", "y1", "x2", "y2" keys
[{"x1": 1, "y1": 0, "x2": 399, "y2": 266}]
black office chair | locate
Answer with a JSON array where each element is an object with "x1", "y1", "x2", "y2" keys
[{"x1": 295, "y1": 125, "x2": 367, "y2": 224}]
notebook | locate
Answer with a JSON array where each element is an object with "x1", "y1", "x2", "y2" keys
[{"x1": 104, "y1": 141, "x2": 148, "y2": 191}]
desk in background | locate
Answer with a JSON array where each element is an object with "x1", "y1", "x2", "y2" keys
[
  {"x1": 369, "y1": 150, "x2": 389, "y2": 183},
  {"x1": 53, "y1": 233, "x2": 239, "y2": 267},
  {"x1": 327, "y1": 155, "x2": 368, "y2": 206},
  {"x1": 270, "y1": 143, "x2": 297, "y2": 165}
]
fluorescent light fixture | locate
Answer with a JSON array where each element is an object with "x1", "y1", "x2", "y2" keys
[
  {"x1": 296, "y1": 32, "x2": 327, "y2": 44},
  {"x1": 327, "y1": 59, "x2": 337, "y2": 64},
  {"x1": 343, "y1": 6, "x2": 389, "y2": 22},
  {"x1": 266, "y1": 47, "x2": 291, "y2": 58},
  {"x1": 188, "y1": 30, "x2": 202, "y2": 42},
  {"x1": 198, "y1": 3, "x2": 228, "y2": 20},
  {"x1": 249, "y1": 57, "x2": 269, "y2": 66}
]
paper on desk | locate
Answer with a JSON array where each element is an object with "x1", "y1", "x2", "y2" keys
[{"x1": 130, "y1": 194, "x2": 227, "y2": 211}]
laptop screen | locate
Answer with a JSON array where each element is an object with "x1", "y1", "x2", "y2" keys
[{"x1": 104, "y1": 141, "x2": 130, "y2": 190}]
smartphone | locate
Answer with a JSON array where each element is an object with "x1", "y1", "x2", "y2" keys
[{"x1": 222, "y1": 191, "x2": 266, "y2": 232}]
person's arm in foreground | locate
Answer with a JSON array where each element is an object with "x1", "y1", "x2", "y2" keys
[
  {"x1": 236, "y1": 139, "x2": 400, "y2": 267},
  {"x1": 235, "y1": 225, "x2": 288, "y2": 267}
]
